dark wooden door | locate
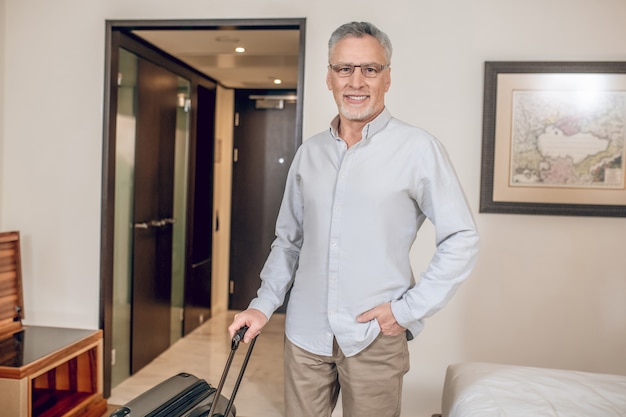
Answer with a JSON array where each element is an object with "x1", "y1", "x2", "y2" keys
[
  {"x1": 184, "y1": 84, "x2": 216, "y2": 335},
  {"x1": 131, "y1": 57, "x2": 178, "y2": 373},
  {"x1": 229, "y1": 90, "x2": 298, "y2": 311}
]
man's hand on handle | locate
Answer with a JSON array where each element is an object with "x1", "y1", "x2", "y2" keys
[{"x1": 228, "y1": 308, "x2": 268, "y2": 344}]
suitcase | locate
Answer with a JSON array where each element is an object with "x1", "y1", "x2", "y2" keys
[{"x1": 109, "y1": 326, "x2": 256, "y2": 417}]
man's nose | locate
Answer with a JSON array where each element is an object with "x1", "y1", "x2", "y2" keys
[{"x1": 348, "y1": 68, "x2": 366, "y2": 86}]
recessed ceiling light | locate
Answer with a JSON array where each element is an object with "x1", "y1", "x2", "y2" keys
[
  {"x1": 273, "y1": 79, "x2": 282, "y2": 85},
  {"x1": 235, "y1": 47, "x2": 246, "y2": 53}
]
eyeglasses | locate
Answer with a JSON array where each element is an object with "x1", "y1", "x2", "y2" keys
[{"x1": 328, "y1": 63, "x2": 390, "y2": 78}]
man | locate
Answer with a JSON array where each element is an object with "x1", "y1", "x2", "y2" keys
[{"x1": 228, "y1": 21, "x2": 479, "y2": 417}]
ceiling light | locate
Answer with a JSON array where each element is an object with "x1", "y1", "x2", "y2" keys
[
  {"x1": 235, "y1": 47, "x2": 245, "y2": 53},
  {"x1": 273, "y1": 79, "x2": 282, "y2": 85}
]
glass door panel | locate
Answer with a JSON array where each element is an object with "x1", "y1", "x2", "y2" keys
[{"x1": 111, "y1": 47, "x2": 190, "y2": 388}]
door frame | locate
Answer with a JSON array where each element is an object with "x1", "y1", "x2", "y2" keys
[{"x1": 100, "y1": 18, "x2": 305, "y2": 397}]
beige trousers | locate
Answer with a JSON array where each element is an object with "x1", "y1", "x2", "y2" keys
[{"x1": 284, "y1": 334, "x2": 410, "y2": 417}]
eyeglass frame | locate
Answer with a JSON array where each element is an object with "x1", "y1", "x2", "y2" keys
[{"x1": 328, "y1": 63, "x2": 391, "y2": 78}]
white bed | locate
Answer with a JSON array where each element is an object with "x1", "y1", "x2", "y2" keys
[{"x1": 441, "y1": 362, "x2": 626, "y2": 417}]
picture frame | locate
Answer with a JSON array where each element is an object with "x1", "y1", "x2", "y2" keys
[{"x1": 480, "y1": 61, "x2": 626, "y2": 217}]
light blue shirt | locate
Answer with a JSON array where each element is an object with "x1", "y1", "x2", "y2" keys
[{"x1": 249, "y1": 108, "x2": 479, "y2": 357}]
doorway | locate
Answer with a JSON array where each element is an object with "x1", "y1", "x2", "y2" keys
[
  {"x1": 101, "y1": 19, "x2": 305, "y2": 397},
  {"x1": 229, "y1": 89, "x2": 298, "y2": 311},
  {"x1": 109, "y1": 33, "x2": 215, "y2": 387}
]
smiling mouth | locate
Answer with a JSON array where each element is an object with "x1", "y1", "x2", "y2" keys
[{"x1": 345, "y1": 94, "x2": 368, "y2": 101}]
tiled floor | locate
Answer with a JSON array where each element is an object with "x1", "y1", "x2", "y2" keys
[{"x1": 106, "y1": 311, "x2": 286, "y2": 417}]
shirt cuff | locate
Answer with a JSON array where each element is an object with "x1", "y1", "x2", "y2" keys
[
  {"x1": 391, "y1": 299, "x2": 425, "y2": 340},
  {"x1": 248, "y1": 298, "x2": 275, "y2": 322}
]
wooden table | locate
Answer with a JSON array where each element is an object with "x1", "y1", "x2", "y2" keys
[{"x1": 0, "y1": 326, "x2": 107, "y2": 417}]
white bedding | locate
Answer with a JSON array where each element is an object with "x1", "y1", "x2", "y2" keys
[{"x1": 442, "y1": 362, "x2": 626, "y2": 417}]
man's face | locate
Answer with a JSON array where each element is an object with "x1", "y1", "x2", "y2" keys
[{"x1": 326, "y1": 35, "x2": 391, "y2": 124}]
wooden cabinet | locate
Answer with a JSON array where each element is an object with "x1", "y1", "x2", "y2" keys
[
  {"x1": 0, "y1": 327, "x2": 107, "y2": 417},
  {"x1": 0, "y1": 232, "x2": 107, "y2": 416}
]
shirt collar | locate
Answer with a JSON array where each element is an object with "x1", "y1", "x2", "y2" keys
[{"x1": 329, "y1": 107, "x2": 392, "y2": 141}]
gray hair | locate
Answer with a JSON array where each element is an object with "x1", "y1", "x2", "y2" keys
[{"x1": 328, "y1": 21, "x2": 393, "y2": 64}]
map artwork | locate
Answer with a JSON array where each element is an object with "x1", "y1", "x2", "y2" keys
[{"x1": 510, "y1": 90, "x2": 625, "y2": 189}]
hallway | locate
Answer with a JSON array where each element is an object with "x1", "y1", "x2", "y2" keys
[{"x1": 107, "y1": 311, "x2": 286, "y2": 417}]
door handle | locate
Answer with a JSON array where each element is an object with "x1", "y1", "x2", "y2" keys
[{"x1": 133, "y1": 218, "x2": 176, "y2": 229}]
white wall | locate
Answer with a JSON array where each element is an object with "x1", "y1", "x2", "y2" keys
[
  {"x1": 2, "y1": 0, "x2": 626, "y2": 415},
  {"x1": 0, "y1": 0, "x2": 6, "y2": 225}
]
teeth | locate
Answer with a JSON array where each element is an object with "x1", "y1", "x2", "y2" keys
[{"x1": 347, "y1": 95, "x2": 367, "y2": 100}]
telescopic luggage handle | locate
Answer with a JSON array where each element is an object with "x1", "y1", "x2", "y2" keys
[{"x1": 207, "y1": 326, "x2": 257, "y2": 417}]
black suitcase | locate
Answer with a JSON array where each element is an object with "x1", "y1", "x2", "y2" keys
[{"x1": 110, "y1": 327, "x2": 256, "y2": 417}]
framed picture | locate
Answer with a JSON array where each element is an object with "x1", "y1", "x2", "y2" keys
[{"x1": 480, "y1": 61, "x2": 626, "y2": 217}]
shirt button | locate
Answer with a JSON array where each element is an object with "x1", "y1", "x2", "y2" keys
[{"x1": 330, "y1": 241, "x2": 337, "y2": 247}]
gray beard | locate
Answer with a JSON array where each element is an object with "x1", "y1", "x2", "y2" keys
[{"x1": 337, "y1": 102, "x2": 376, "y2": 122}]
